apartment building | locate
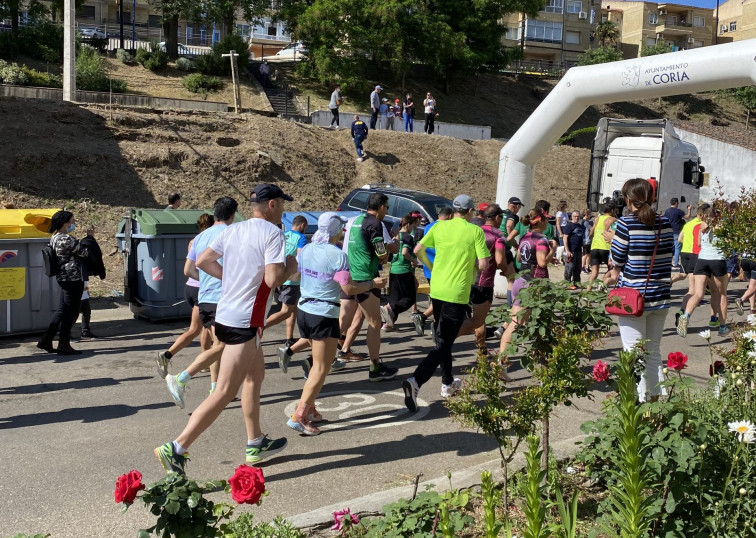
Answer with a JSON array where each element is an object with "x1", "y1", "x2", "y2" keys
[
  {"x1": 600, "y1": 1, "x2": 715, "y2": 58},
  {"x1": 501, "y1": 0, "x2": 601, "y2": 66},
  {"x1": 715, "y1": 0, "x2": 756, "y2": 42}
]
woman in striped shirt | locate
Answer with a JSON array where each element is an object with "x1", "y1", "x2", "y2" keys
[{"x1": 607, "y1": 178, "x2": 674, "y2": 402}]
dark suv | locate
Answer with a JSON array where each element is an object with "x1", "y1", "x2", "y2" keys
[{"x1": 337, "y1": 184, "x2": 453, "y2": 229}]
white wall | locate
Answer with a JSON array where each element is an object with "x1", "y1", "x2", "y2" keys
[{"x1": 677, "y1": 128, "x2": 756, "y2": 201}]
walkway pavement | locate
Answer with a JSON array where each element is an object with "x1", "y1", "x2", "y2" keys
[{"x1": 0, "y1": 279, "x2": 750, "y2": 537}]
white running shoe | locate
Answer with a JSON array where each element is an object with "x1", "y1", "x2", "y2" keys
[
  {"x1": 166, "y1": 374, "x2": 186, "y2": 409},
  {"x1": 441, "y1": 378, "x2": 462, "y2": 398},
  {"x1": 403, "y1": 377, "x2": 420, "y2": 412}
]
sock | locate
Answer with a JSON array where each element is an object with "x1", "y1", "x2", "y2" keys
[
  {"x1": 370, "y1": 361, "x2": 380, "y2": 372},
  {"x1": 285, "y1": 347, "x2": 293, "y2": 357},
  {"x1": 710, "y1": 316, "x2": 718, "y2": 322},
  {"x1": 248, "y1": 434, "x2": 264, "y2": 447},
  {"x1": 165, "y1": 350, "x2": 173, "y2": 360},
  {"x1": 177, "y1": 371, "x2": 191, "y2": 385},
  {"x1": 210, "y1": 382, "x2": 216, "y2": 392},
  {"x1": 172, "y1": 440, "x2": 187, "y2": 455}
]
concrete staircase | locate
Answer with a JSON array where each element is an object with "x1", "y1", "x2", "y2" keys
[{"x1": 249, "y1": 62, "x2": 300, "y2": 116}]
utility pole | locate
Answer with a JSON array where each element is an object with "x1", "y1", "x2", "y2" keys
[
  {"x1": 222, "y1": 50, "x2": 242, "y2": 113},
  {"x1": 63, "y1": 0, "x2": 76, "y2": 101},
  {"x1": 118, "y1": 0, "x2": 124, "y2": 49}
]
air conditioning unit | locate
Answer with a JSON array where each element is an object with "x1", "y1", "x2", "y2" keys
[
  {"x1": 659, "y1": 9, "x2": 667, "y2": 15},
  {"x1": 579, "y1": 11, "x2": 587, "y2": 19},
  {"x1": 687, "y1": 36, "x2": 695, "y2": 43}
]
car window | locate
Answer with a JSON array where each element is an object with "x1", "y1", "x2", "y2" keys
[
  {"x1": 348, "y1": 191, "x2": 370, "y2": 210},
  {"x1": 423, "y1": 198, "x2": 452, "y2": 221},
  {"x1": 392, "y1": 197, "x2": 422, "y2": 219}
]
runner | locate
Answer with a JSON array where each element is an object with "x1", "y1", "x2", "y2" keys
[
  {"x1": 164, "y1": 197, "x2": 238, "y2": 407},
  {"x1": 415, "y1": 206, "x2": 454, "y2": 336},
  {"x1": 587, "y1": 202, "x2": 617, "y2": 290},
  {"x1": 155, "y1": 213, "x2": 214, "y2": 378},
  {"x1": 403, "y1": 195, "x2": 490, "y2": 412},
  {"x1": 672, "y1": 203, "x2": 707, "y2": 323},
  {"x1": 154, "y1": 184, "x2": 297, "y2": 474},
  {"x1": 287, "y1": 212, "x2": 387, "y2": 435},
  {"x1": 381, "y1": 213, "x2": 422, "y2": 331},
  {"x1": 266, "y1": 215, "x2": 307, "y2": 348}
]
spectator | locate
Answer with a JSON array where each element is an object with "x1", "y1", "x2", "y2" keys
[
  {"x1": 369, "y1": 85, "x2": 382, "y2": 129},
  {"x1": 423, "y1": 92, "x2": 437, "y2": 134},
  {"x1": 167, "y1": 192, "x2": 182, "y2": 210},
  {"x1": 471, "y1": 202, "x2": 488, "y2": 226},
  {"x1": 581, "y1": 209, "x2": 593, "y2": 273},
  {"x1": 259, "y1": 60, "x2": 270, "y2": 88},
  {"x1": 391, "y1": 99, "x2": 403, "y2": 130},
  {"x1": 350, "y1": 115, "x2": 369, "y2": 162},
  {"x1": 403, "y1": 93, "x2": 415, "y2": 132},
  {"x1": 379, "y1": 98, "x2": 390, "y2": 129},
  {"x1": 663, "y1": 197, "x2": 690, "y2": 268},
  {"x1": 562, "y1": 210, "x2": 584, "y2": 289},
  {"x1": 328, "y1": 83, "x2": 342, "y2": 128},
  {"x1": 555, "y1": 200, "x2": 568, "y2": 246}
]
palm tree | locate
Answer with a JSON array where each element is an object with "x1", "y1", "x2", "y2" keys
[{"x1": 595, "y1": 21, "x2": 619, "y2": 47}]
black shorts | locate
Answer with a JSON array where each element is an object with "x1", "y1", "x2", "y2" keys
[
  {"x1": 726, "y1": 255, "x2": 741, "y2": 277},
  {"x1": 470, "y1": 285, "x2": 494, "y2": 305},
  {"x1": 694, "y1": 259, "x2": 727, "y2": 278},
  {"x1": 590, "y1": 249, "x2": 610, "y2": 266},
  {"x1": 198, "y1": 302, "x2": 217, "y2": 329},
  {"x1": 339, "y1": 285, "x2": 381, "y2": 303},
  {"x1": 742, "y1": 259, "x2": 756, "y2": 280},
  {"x1": 680, "y1": 253, "x2": 698, "y2": 274},
  {"x1": 184, "y1": 284, "x2": 199, "y2": 308},
  {"x1": 297, "y1": 310, "x2": 340, "y2": 340},
  {"x1": 278, "y1": 284, "x2": 301, "y2": 306},
  {"x1": 214, "y1": 322, "x2": 258, "y2": 345}
]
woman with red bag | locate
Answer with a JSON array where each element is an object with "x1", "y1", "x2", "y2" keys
[{"x1": 606, "y1": 178, "x2": 674, "y2": 402}]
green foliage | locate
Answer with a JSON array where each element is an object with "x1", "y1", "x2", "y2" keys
[
  {"x1": 479, "y1": 471, "x2": 504, "y2": 538},
  {"x1": 21, "y1": 65, "x2": 62, "y2": 87},
  {"x1": 136, "y1": 43, "x2": 169, "y2": 71},
  {"x1": 116, "y1": 48, "x2": 135, "y2": 65},
  {"x1": 641, "y1": 41, "x2": 674, "y2": 57},
  {"x1": 551, "y1": 486, "x2": 579, "y2": 538},
  {"x1": 131, "y1": 473, "x2": 234, "y2": 538},
  {"x1": 195, "y1": 35, "x2": 250, "y2": 77},
  {"x1": 709, "y1": 185, "x2": 756, "y2": 259},
  {"x1": 577, "y1": 46, "x2": 622, "y2": 66},
  {"x1": 594, "y1": 21, "x2": 619, "y2": 46},
  {"x1": 0, "y1": 59, "x2": 60, "y2": 88},
  {"x1": 17, "y1": 21, "x2": 65, "y2": 63},
  {"x1": 176, "y1": 57, "x2": 193, "y2": 71},
  {"x1": 182, "y1": 73, "x2": 224, "y2": 98},
  {"x1": 721, "y1": 86, "x2": 756, "y2": 111},
  {"x1": 195, "y1": 52, "x2": 226, "y2": 76},
  {"x1": 9, "y1": 534, "x2": 50, "y2": 538},
  {"x1": 557, "y1": 126, "x2": 597, "y2": 146},
  {"x1": 0, "y1": 30, "x2": 20, "y2": 59},
  {"x1": 227, "y1": 513, "x2": 306, "y2": 537},
  {"x1": 76, "y1": 46, "x2": 127, "y2": 92},
  {"x1": 522, "y1": 436, "x2": 549, "y2": 538},
  {"x1": 0, "y1": 59, "x2": 28, "y2": 84}
]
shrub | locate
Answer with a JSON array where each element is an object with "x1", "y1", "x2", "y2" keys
[
  {"x1": 195, "y1": 51, "x2": 227, "y2": 76},
  {"x1": 115, "y1": 48, "x2": 135, "y2": 64},
  {"x1": 0, "y1": 31, "x2": 20, "y2": 60},
  {"x1": 17, "y1": 22, "x2": 66, "y2": 63},
  {"x1": 76, "y1": 47, "x2": 126, "y2": 92},
  {"x1": 0, "y1": 60, "x2": 29, "y2": 85},
  {"x1": 182, "y1": 73, "x2": 224, "y2": 98},
  {"x1": 228, "y1": 514, "x2": 305, "y2": 537},
  {"x1": 175, "y1": 57, "x2": 193, "y2": 71},
  {"x1": 87, "y1": 36, "x2": 108, "y2": 53},
  {"x1": 577, "y1": 46, "x2": 622, "y2": 66},
  {"x1": 135, "y1": 44, "x2": 169, "y2": 71},
  {"x1": 196, "y1": 35, "x2": 250, "y2": 76},
  {"x1": 21, "y1": 66, "x2": 62, "y2": 88}
]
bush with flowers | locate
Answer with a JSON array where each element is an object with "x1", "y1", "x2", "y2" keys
[{"x1": 578, "y1": 316, "x2": 756, "y2": 534}]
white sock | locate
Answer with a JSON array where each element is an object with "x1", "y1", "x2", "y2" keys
[
  {"x1": 172, "y1": 440, "x2": 187, "y2": 455},
  {"x1": 248, "y1": 434, "x2": 264, "y2": 446}
]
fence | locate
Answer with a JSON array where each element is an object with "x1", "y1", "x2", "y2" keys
[
  {"x1": 105, "y1": 37, "x2": 210, "y2": 56},
  {"x1": 502, "y1": 60, "x2": 577, "y2": 78}
]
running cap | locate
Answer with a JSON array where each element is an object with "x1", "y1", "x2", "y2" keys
[
  {"x1": 478, "y1": 202, "x2": 490, "y2": 211},
  {"x1": 375, "y1": 85, "x2": 382, "y2": 90},
  {"x1": 394, "y1": 98, "x2": 400, "y2": 103},
  {"x1": 453, "y1": 194, "x2": 475, "y2": 212},
  {"x1": 508, "y1": 196, "x2": 523, "y2": 206},
  {"x1": 312, "y1": 212, "x2": 347, "y2": 244},
  {"x1": 381, "y1": 97, "x2": 388, "y2": 102},
  {"x1": 250, "y1": 183, "x2": 293, "y2": 203}
]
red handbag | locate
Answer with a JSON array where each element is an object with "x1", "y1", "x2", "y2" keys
[{"x1": 605, "y1": 217, "x2": 662, "y2": 317}]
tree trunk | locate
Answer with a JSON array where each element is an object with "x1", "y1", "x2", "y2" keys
[
  {"x1": 10, "y1": 0, "x2": 19, "y2": 33},
  {"x1": 162, "y1": 16, "x2": 179, "y2": 59},
  {"x1": 746, "y1": 108, "x2": 751, "y2": 131},
  {"x1": 541, "y1": 416, "x2": 550, "y2": 485},
  {"x1": 502, "y1": 459, "x2": 509, "y2": 519}
]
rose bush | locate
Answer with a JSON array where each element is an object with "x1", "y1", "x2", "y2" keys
[
  {"x1": 667, "y1": 351, "x2": 688, "y2": 371},
  {"x1": 114, "y1": 470, "x2": 145, "y2": 504},
  {"x1": 229, "y1": 464, "x2": 266, "y2": 505},
  {"x1": 592, "y1": 360, "x2": 610, "y2": 383}
]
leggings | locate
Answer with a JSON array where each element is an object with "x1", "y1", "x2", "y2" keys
[
  {"x1": 80, "y1": 298, "x2": 91, "y2": 332},
  {"x1": 388, "y1": 272, "x2": 416, "y2": 317},
  {"x1": 40, "y1": 280, "x2": 84, "y2": 348},
  {"x1": 424, "y1": 113, "x2": 435, "y2": 134},
  {"x1": 330, "y1": 108, "x2": 339, "y2": 127}
]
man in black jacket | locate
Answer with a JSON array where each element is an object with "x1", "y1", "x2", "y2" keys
[{"x1": 351, "y1": 115, "x2": 369, "y2": 163}]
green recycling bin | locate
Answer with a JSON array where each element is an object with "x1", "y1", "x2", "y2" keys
[{"x1": 116, "y1": 209, "x2": 242, "y2": 321}]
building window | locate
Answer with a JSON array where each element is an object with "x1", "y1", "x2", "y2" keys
[
  {"x1": 236, "y1": 24, "x2": 250, "y2": 38},
  {"x1": 541, "y1": 0, "x2": 564, "y2": 14},
  {"x1": 566, "y1": 0, "x2": 582, "y2": 14},
  {"x1": 730, "y1": 21, "x2": 737, "y2": 31},
  {"x1": 525, "y1": 20, "x2": 563, "y2": 43},
  {"x1": 77, "y1": 5, "x2": 95, "y2": 19},
  {"x1": 565, "y1": 30, "x2": 580, "y2": 44},
  {"x1": 267, "y1": 26, "x2": 277, "y2": 36},
  {"x1": 648, "y1": 12, "x2": 658, "y2": 24},
  {"x1": 694, "y1": 39, "x2": 704, "y2": 47},
  {"x1": 504, "y1": 26, "x2": 521, "y2": 40},
  {"x1": 148, "y1": 14, "x2": 161, "y2": 27},
  {"x1": 693, "y1": 15, "x2": 705, "y2": 27},
  {"x1": 647, "y1": 37, "x2": 657, "y2": 46},
  {"x1": 667, "y1": 15, "x2": 678, "y2": 25},
  {"x1": 118, "y1": 11, "x2": 131, "y2": 24}
]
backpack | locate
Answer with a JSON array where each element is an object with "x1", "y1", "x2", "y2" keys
[{"x1": 42, "y1": 238, "x2": 60, "y2": 277}]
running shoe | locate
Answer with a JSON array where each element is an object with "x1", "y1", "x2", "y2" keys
[
  {"x1": 674, "y1": 310, "x2": 682, "y2": 328},
  {"x1": 708, "y1": 319, "x2": 720, "y2": 329},
  {"x1": 301, "y1": 357, "x2": 312, "y2": 379},
  {"x1": 287, "y1": 416, "x2": 321, "y2": 436},
  {"x1": 285, "y1": 338, "x2": 297, "y2": 348},
  {"x1": 80, "y1": 330, "x2": 97, "y2": 339},
  {"x1": 338, "y1": 349, "x2": 365, "y2": 362},
  {"x1": 735, "y1": 298, "x2": 745, "y2": 316},
  {"x1": 154, "y1": 442, "x2": 189, "y2": 474},
  {"x1": 441, "y1": 378, "x2": 463, "y2": 398},
  {"x1": 331, "y1": 357, "x2": 347, "y2": 371},
  {"x1": 381, "y1": 323, "x2": 396, "y2": 332},
  {"x1": 413, "y1": 313, "x2": 426, "y2": 336},
  {"x1": 718, "y1": 325, "x2": 730, "y2": 337},
  {"x1": 245, "y1": 435, "x2": 288, "y2": 463},
  {"x1": 380, "y1": 305, "x2": 395, "y2": 329},
  {"x1": 369, "y1": 362, "x2": 398, "y2": 382},
  {"x1": 494, "y1": 326, "x2": 505, "y2": 340},
  {"x1": 677, "y1": 314, "x2": 689, "y2": 338},
  {"x1": 308, "y1": 409, "x2": 324, "y2": 422},
  {"x1": 166, "y1": 374, "x2": 186, "y2": 409},
  {"x1": 277, "y1": 346, "x2": 291, "y2": 374},
  {"x1": 155, "y1": 351, "x2": 170, "y2": 379},
  {"x1": 402, "y1": 377, "x2": 419, "y2": 412},
  {"x1": 357, "y1": 157, "x2": 364, "y2": 162}
]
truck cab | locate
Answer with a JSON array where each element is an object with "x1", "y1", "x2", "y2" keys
[{"x1": 587, "y1": 118, "x2": 705, "y2": 213}]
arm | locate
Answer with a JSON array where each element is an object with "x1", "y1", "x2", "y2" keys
[
  {"x1": 608, "y1": 220, "x2": 629, "y2": 280},
  {"x1": 342, "y1": 275, "x2": 387, "y2": 296},
  {"x1": 415, "y1": 243, "x2": 432, "y2": 271},
  {"x1": 677, "y1": 230, "x2": 684, "y2": 244},
  {"x1": 537, "y1": 242, "x2": 556, "y2": 268},
  {"x1": 477, "y1": 257, "x2": 489, "y2": 272},
  {"x1": 184, "y1": 258, "x2": 199, "y2": 280},
  {"x1": 263, "y1": 256, "x2": 298, "y2": 289},
  {"x1": 197, "y1": 247, "x2": 223, "y2": 280}
]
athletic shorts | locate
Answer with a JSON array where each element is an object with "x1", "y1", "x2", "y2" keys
[
  {"x1": 742, "y1": 259, "x2": 756, "y2": 280},
  {"x1": 693, "y1": 258, "x2": 727, "y2": 278},
  {"x1": 680, "y1": 253, "x2": 698, "y2": 275},
  {"x1": 511, "y1": 277, "x2": 530, "y2": 307},
  {"x1": 726, "y1": 255, "x2": 741, "y2": 277},
  {"x1": 184, "y1": 284, "x2": 199, "y2": 308},
  {"x1": 198, "y1": 302, "x2": 217, "y2": 329},
  {"x1": 297, "y1": 310, "x2": 340, "y2": 340},
  {"x1": 339, "y1": 285, "x2": 381, "y2": 303},
  {"x1": 214, "y1": 322, "x2": 259, "y2": 345},
  {"x1": 470, "y1": 285, "x2": 494, "y2": 305},
  {"x1": 590, "y1": 249, "x2": 610, "y2": 266},
  {"x1": 278, "y1": 284, "x2": 301, "y2": 306}
]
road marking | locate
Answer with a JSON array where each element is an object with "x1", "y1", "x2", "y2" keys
[{"x1": 284, "y1": 390, "x2": 430, "y2": 431}]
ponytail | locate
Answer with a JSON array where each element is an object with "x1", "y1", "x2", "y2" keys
[
  {"x1": 521, "y1": 209, "x2": 542, "y2": 229},
  {"x1": 621, "y1": 178, "x2": 656, "y2": 226}
]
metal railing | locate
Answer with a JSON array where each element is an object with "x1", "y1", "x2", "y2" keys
[{"x1": 503, "y1": 60, "x2": 577, "y2": 77}]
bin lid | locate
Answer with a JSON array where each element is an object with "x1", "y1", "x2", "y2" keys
[
  {"x1": 117, "y1": 209, "x2": 245, "y2": 236},
  {"x1": 0, "y1": 209, "x2": 58, "y2": 239}
]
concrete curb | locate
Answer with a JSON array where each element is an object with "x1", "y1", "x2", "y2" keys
[{"x1": 288, "y1": 433, "x2": 586, "y2": 532}]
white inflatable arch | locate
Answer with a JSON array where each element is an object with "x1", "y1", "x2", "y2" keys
[{"x1": 495, "y1": 39, "x2": 756, "y2": 211}]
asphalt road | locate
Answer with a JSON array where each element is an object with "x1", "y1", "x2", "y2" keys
[{"x1": 0, "y1": 279, "x2": 750, "y2": 537}]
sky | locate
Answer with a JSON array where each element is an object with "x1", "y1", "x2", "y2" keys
[{"x1": 615, "y1": 0, "x2": 728, "y2": 8}]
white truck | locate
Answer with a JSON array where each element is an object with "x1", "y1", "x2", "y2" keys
[{"x1": 586, "y1": 118, "x2": 705, "y2": 213}]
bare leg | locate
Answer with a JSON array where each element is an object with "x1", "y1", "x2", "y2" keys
[
  {"x1": 266, "y1": 303, "x2": 296, "y2": 329},
  {"x1": 285, "y1": 309, "x2": 297, "y2": 340},
  {"x1": 359, "y1": 293, "x2": 382, "y2": 363},
  {"x1": 341, "y1": 301, "x2": 365, "y2": 352},
  {"x1": 684, "y1": 274, "x2": 707, "y2": 316},
  {"x1": 587, "y1": 264, "x2": 600, "y2": 290},
  {"x1": 499, "y1": 305, "x2": 527, "y2": 357},
  {"x1": 241, "y1": 341, "x2": 266, "y2": 441},
  {"x1": 339, "y1": 298, "x2": 359, "y2": 351},
  {"x1": 167, "y1": 306, "x2": 203, "y2": 357},
  {"x1": 186, "y1": 326, "x2": 224, "y2": 377},
  {"x1": 710, "y1": 274, "x2": 729, "y2": 326},
  {"x1": 300, "y1": 338, "x2": 338, "y2": 405},
  {"x1": 458, "y1": 301, "x2": 490, "y2": 339}
]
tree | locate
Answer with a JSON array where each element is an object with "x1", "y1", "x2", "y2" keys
[
  {"x1": 149, "y1": 0, "x2": 202, "y2": 59},
  {"x1": 48, "y1": 0, "x2": 85, "y2": 22},
  {"x1": 594, "y1": 20, "x2": 618, "y2": 47},
  {"x1": 721, "y1": 86, "x2": 756, "y2": 129},
  {"x1": 641, "y1": 41, "x2": 673, "y2": 57},
  {"x1": 205, "y1": 0, "x2": 269, "y2": 39},
  {"x1": 577, "y1": 45, "x2": 622, "y2": 66},
  {"x1": 0, "y1": 0, "x2": 47, "y2": 33}
]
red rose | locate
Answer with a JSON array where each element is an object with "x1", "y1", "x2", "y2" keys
[
  {"x1": 229, "y1": 464, "x2": 265, "y2": 505},
  {"x1": 114, "y1": 470, "x2": 145, "y2": 504},
  {"x1": 667, "y1": 352, "x2": 688, "y2": 371},
  {"x1": 709, "y1": 360, "x2": 725, "y2": 377},
  {"x1": 592, "y1": 360, "x2": 610, "y2": 383}
]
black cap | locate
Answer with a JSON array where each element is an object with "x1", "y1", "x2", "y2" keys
[
  {"x1": 508, "y1": 197, "x2": 523, "y2": 206},
  {"x1": 250, "y1": 183, "x2": 294, "y2": 203}
]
